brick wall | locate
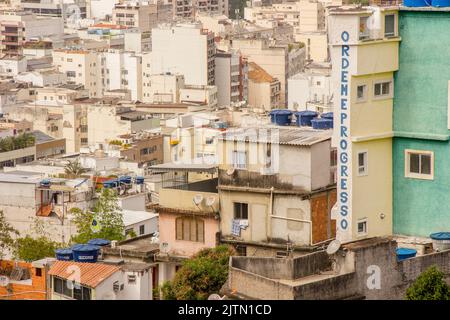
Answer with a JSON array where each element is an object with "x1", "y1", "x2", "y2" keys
[
  {"x1": 0, "y1": 261, "x2": 47, "y2": 300},
  {"x1": 311, "y1": 189, "x2": 337, "y2": 243}
]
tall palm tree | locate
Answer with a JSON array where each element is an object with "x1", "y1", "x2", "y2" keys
[{"x1": 64, "y1": 159, "x2": 88, "y2": 176}]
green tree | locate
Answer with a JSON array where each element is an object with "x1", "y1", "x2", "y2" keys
[
  {"x1": 64, "y1": 159, "x2": 88, "y2": 176},
  {"x1": 14, "y1": 236, "x2": 59, "y2": 262},
  {"x1": 13, "y1": 218, "x2": 61, "y2": 262},
  {"x1": 162, "y1": 245, "x2": 236, "y2": 300},
  {"x1": 406, "y1": 265, "x2": 450, "y2": 300},
  {"x1": 70, "y1": 188, "x2": 125, "y2": 244},
  {"x1": 0, "y1": 210, "x2": 19, "y2": 260}
]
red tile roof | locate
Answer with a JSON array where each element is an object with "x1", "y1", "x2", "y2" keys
[{"x1": 48, "y1": 261, "x2": 120, "y2": 288}]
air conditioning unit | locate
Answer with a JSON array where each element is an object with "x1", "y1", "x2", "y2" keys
[
  {"x1": 275, "y1": 251, "x2": 290, "y2": 259},
  {"x1": 113, "y1": 281, "x2": 120, "y2": 292}
]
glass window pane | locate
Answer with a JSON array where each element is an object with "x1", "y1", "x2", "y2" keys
[
  {"x1": 420, "y1": 154, "x2": 431, "y2": 174},
  {"x1": 54, "y1": 277, "x2": 63, "y2": 294},
  {"x1": 63, "y1": 280, "x2": 72, "y2": 297},
  {"x1": 358, "y1": 153, "x2": 365, "y2": 167},
  {"x1": 385, "y1": 15, "x2": 395, "y2": 36},
  {"x1": 357, "y1": 85, "x2": 365, "y2": 99},
  {"x1": 73, "y1": 286, "x2": 82, "y2": 300},
  {"x1": 382, "y1": 82, "x2": 390, "y2": 95},
  {"x1": 242, "y1": 203, "x2": 248, "y2": 219},
  {"x1": 82, "y1": 287, "x2": 91, "y2": 300},
  {"x1": 374, "y1": 84, "x2": 381, "y2": 96},
  {"x1": 409, "y1": 153, "x2": 420, "y2": 173}
]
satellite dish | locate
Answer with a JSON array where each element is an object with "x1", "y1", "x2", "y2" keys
[
  {"x1": 226, "y1": 168, "x2": 236, "y2": 176},
  {"x1": 0, "y1": 275, "x2": 9, "y2": 287},
  {"x1": 326, "y1": 240, "x2": 341, "y2": 255},
  {"x1": 208, "y1": 293, "x2": 224, "y2": 300},
  {"x1": 193, "y1": 194, "x2": 204, "y2": 205},
  {"x1": 206, "y1": 196, "x2": 216, "y2": 207},
  {"x1": 159, "y1": 242, "x2": 170, "y2": 254}
]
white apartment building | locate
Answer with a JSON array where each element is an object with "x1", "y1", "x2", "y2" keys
[
  {"x1": 215, "y1": 49, "x2": 248, "y2": 107},
  {"x1": 88, "y1": 0, "x2": 117, "y2": 19},
  {"x1": 0, "y1": 9, "x2": 64, "y2": 56},
  {"x1": 20, "y1": 0, "x2": 88, "y2": 22},
  {"x1": 143, "y1": 73, "x2": 185, "y2": 103},
  {"x1": 288, "y1": 62, "x2": 332, "y2": 112},
  {"x1": 0, "y1": 55, "x2": 27, "y2": 76},
  {"x1": 180, "y1": 85, "x2": 218, "y2": 109},
  {"x1": 16, "y1": 70, "x2": 67, "y2": 87},
  {"x1": 151, "y1": 23, "x2": 216, "y2": 87}
]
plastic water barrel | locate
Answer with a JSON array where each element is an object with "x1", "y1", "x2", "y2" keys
[
  {"x1": 432, "y1": 0, "x2": 450, "y2": 6},
  {"x1": 295, "y1": 111, "x2": 318, "y2": 127},
  {"x1": 321, "y1": 112, "x2": 334, "y2": 120},
  {"x1": 430, "y1": 232, "x2": 450, "y2": 251},
  {"x1": 119, "y1": 176, "x2": 132, "y2": 184},
  {"x1": 311, "y1": 118, "x2": 333, "y2": 130},
  {"x1": 396, "y1": 248, "x2": 417, "y2": 261},
  {"x1": 55, "y1": 248, "x2": 73, "y2": 261},
  {"x1": 404, "y1": 0, "x2": 431, "y2": 6},
  {"x1": 269, "y1": 109, "x2": 292, "y2": 126},
  {"x1": 72, "y1": 244, "x2": 100, "y2": 263},
  {"x1": 40, "y1": 179, "x2": 51, "y2": 187},
  {"x1": 87, "y1": 238, "x2": 111, "y2": 247},
  {"x1": 136, "y1": 176, "x2": 145, "y2": 185}
]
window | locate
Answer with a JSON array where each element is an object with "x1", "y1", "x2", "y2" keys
[
  {"x1": 67, "y1": 58, "x2": 73, "y2": 62},
  {"x1": 232, "y1": 150, "x2": 246, "y2": 169},
  {"x1": 359, "y1": 16, "x2": 369, "y2": 40},
  {"x1": 357, "y1": 219, "x2": 368, "y2": 236},
  {"x1": 405, "y1": 150, "x2": 434, "y2": 180},
  {"x1": 385, "y1": 14, "x2": 395, "y2": 37},
  {"x1": 176, "y1": 217, "x2": 204, "y2": 242},
  {"x1": 358, "y1": 151, "x2": 368, "y2": 176},
  {"x1": 66, "y1": 71, "x2": 76, "y2": 78},
  {"x1": 139, "y1": 224, "x2": 145, "y2": 235},
  {"x1": 125, "y1": 228, "x2": 134, "y2": 236},
  {"x1": 234, "y1": 202, "x2": 248, "y2": 220},
  {"x1": 35, "y1": 268, "x2": 42, "y2": 277},
  {"x1": 236, "y1": 246, "x2": 247, "y2": 256},
  {"x1": 128, "y1": 274, "x2": 136, "y2": 284},
  {"x1": 356, "y1": 84, "x2": 367, "y2": 102},
  {"x1": 374, "y1": 81, "x2": 392, "y2": 98}
]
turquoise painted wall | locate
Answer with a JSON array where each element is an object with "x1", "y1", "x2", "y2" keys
[{"x1": 393, "y1": 11, "x2": 450, "y2": 237}]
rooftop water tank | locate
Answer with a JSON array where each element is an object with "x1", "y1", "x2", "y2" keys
[
  {"x1": 321, "y1": 112, "x2": 334, "y2": 120},
  {"x1": 55, "y1": 248, "x2": 73, "y2": 261},
  {"x1": 87, "y1": 238, "x2": 111, "y2": 247},
  {"x1": 269, "y1": 109, "x2": 292, "y2": 126},
  {"x1": 396, "y1": 248, "x2": 417, "y2": 261},
  {"x1": 119, "y1": 176, "x2": 132, "y2": 184},
  {"x1": 136, "y1": 176, "x2": 145, "y2": 185},
  {"x1": 40, "y1": 179, "x2": 51, "y2": 188},
  {"x1": 430, "y1": 232, "x2": 450, "y2": 251},
  {"x1": 103, "y1": 179, "x2": 118, "y2": 188},
  {"x1": 311, "y1": 118, "x2": 333, "y2": 130},
  {"x1": 432, "y1": 0, "x2": 450, "y2": 6},
  {"x1": 72, "y1": 244, "x2": 101, "y2": 263},
  {"x1": 294, "y1": 111, "x2": 318, "y2": 127},
  {"x1": 404, "y1": 0, "x2": 430, "y2": 6}
]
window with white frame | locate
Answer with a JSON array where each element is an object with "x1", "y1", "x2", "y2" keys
[
  {"x1": 357, "y1": 151, "x2": 368, "y2": 176},
  {"x1": 405, "y1": 150, "x2": 434, "y2": 180},
  {"x1": 357, "y1": 219, "x2": 368, "y2": 236},
  {"x1": 374, "y1": 81, "x2": 392, "y2": 98},
  {"x1": 232, "y1": 150, "x2": 246, "y2": 169},
  {"x1": 359, "y1": 16, "x2": 370, "y2": 40},
  {"x1": 356, "y1": 84, "x2": 367, "y2": 102}
]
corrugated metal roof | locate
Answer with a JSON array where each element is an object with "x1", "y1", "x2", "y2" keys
[
  {"x1": 48, "y1": 261, "x2": 120, "y2": 288},
  {"x1": 218, "y1": 126, "x2": 332, "y2": 146}
]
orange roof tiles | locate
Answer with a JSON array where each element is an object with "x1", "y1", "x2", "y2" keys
[
  {"x1": 248, "y1": 62, "x2": 277, "y2": 83},
  {"x1": 91, "y1": 23, "x2": 129, "y2": 30},
  {"x1": 48, "y1": 261, "x2": 120, "y2": 288}
]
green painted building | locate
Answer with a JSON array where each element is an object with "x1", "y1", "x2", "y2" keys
[{"x1": 393, "y1": 8, "x2": 450, "y2": 237}]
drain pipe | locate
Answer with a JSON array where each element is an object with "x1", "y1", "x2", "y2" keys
[{"x1": 268, "y1": 187, "x2": 274, "y2": 240}]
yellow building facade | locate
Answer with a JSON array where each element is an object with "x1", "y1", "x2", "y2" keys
[{"x1": 329, "y1": 6, "x2": 399, "y2": 242}]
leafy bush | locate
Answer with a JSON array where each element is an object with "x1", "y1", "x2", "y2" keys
[
  {"x1": 14, "y1": 236, "x2": 60, "y2": 262},
  {"x1": 162, "y1": 245, "x2": 236, "y2": 300},
  {"x1": 406, "y1": 265, "x2": 450, "y2": 300}
]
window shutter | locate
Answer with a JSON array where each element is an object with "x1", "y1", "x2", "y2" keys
[
  {"x1": 176, "y1": 218, "x2": 183, "y2": 240},
  {"x1": 197, "y1": 220, "x2": 204, "y2": 243},
  {"x1": 190, "y1": 218, "x2": 197, "y2": 241},
  {"x1": 183, "y1": 218, "x2": 190, "y2": 241}
]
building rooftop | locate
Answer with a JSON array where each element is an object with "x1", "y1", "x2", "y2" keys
[
  {"x1": 149, "y1": 161, "x2": 217, "y2": 173},
  {"x1": 122, "y1": 209, "x2": 158, "y2": 227},
  {"x1": 48, "y1": 261, "x2": 120, "y2": 288},
  {"x1": 0, "y1": 172, "x2": 43, "y2": 184},
  {"x1": 248, "y1": 62, "x2": 277, "y2": 83},
  {"x1": 219, "y1": 126, "x2": 333, "y2": 146}
]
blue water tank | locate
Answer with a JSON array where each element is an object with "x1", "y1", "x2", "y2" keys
[
  {"x1": 40, "y1": 179, "x2": 51, "y2": 187},
  {"x1": 311, "y1": 118, "x2": 333, "y2": 130},
  {"x1": 55, "y1": 248, "x2": 73, "y2": 261},
  {"x1": 103, "y1": 179, "x2": 118, "y2": 188},
  {"x1": 136, "y1": 176, "x2": 144, "y2": 185},
  {"x1": 72, "y1": 244, "x2": 100, "y2": 263},
  {"x1": 396, "y1": 248, "x2": 417, "y2": 261},
  {"x1": 87, "y1": 238, "x2": 111, "y2": 247},
  {"x1": 269, "y1": 109, "x2": 292, "y2": 126},
  {"x1": 295, "y1": 111, "x2": 318, "y2": 127},
  {"x1": 404, "y1": 0, "x2": 431, "y2": 6},
  {"x1": 432, "y1": 0, "x2": 450, "y2": 6},
  {"x1": 321, "y1": 112, "x2": 334, "y2": 120},
  {"x1": 119, "y1": 176, "x2": 132, "y2": 184}
]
